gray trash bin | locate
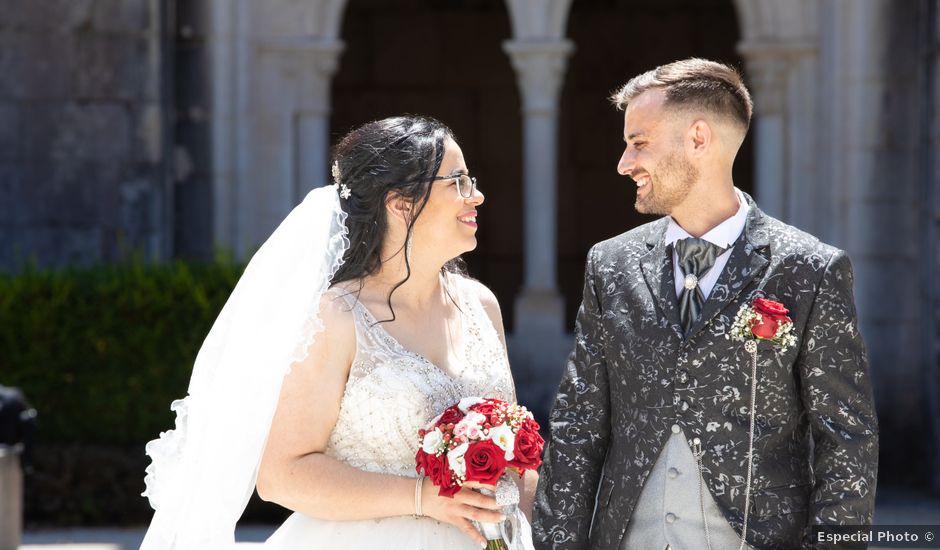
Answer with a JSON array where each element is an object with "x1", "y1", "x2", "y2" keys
[
  {"x1": 0, "y1": 385, "x2": 36, "y2": 550},
  {"x1": 0, "y1": 443, "x2": 22, "y2": 550}
]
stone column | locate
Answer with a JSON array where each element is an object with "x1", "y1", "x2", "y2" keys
[
  {"x1": 738, "y1": 39, "x2": 818, "y2": 227},
  {"x1": 295, "y1": 40, "x2": 345, "y2": 197},
  {"x1": 737, "y1": 42, "x2": 790, "y2": 220},
  {"x1": 205, "y1": 0, "x2": 250, "y2": 253},
  {"x1": 503, "y1": 39, "x2": 573, "y2": 336},
  {"x1": 246, "y1": 37, "x2": 344, "y2": 248}
]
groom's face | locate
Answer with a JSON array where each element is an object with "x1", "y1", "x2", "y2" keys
[{"x1": 618, "y1": 89, "x2": 698, "y2": 216}]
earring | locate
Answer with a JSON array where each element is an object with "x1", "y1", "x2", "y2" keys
[{"x1": 406, "y1": 230, "x2": 414, "y2": 264}]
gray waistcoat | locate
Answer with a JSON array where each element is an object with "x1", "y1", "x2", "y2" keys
[{"x1": 621, "y1": 430, "x2": 754, "y2": 550}]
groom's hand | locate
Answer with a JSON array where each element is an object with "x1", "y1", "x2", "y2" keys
[{"x1": 423, "y1": 480, "x2": 503, "y2": 546}]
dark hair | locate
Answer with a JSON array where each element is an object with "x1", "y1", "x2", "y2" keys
[
  {"x1": 610, "y1": 58, "x2": 753, "y2": 131},
  {"x1": 328, "y1": 115, "x2": 465, "y2": 322}
]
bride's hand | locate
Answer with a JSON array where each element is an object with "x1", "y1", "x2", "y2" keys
[{"x1": 422, "y1": 480, "x2": 504, "y2": 546}]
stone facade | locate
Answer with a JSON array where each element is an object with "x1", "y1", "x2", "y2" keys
[
  {"x1": 847, "y1": 0, "x2": 935, "y2": 485},
  {"x1": 1, "y1": 0, "x2": 938, "y2": 489},
  {"x1": 928, "y1": 0, "x2": 940, "y2": 492},
  {"x1": 0, "y1": 0, "x2": 170, "y2": 268}
]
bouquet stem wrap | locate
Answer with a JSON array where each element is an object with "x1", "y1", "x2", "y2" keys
[{"x1": 472, "y1": 476, "x2": 529, "y2": 550}]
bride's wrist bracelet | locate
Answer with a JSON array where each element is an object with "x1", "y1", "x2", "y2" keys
[{"x1": 414, "y1": 475, "x2": 425, "y2": 516}]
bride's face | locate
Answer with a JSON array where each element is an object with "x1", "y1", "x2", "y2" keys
[{"x1": 412, "y1": 138, "x2": 484, "y2": 261}]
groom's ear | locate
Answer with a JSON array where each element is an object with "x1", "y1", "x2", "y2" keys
[{"x1": 687, "y1": 119, "x2": 712, "y2": 156}]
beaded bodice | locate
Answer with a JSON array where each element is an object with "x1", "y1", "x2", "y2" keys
[{"x1": 324, "y1": 275, "x2": 514, "y2": 477}]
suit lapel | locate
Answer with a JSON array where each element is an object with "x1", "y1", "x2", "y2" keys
[
  {"x1": 684, "y1": 196, "x2": 772, "y2": 343},
  {"x1": 639, "y1": 219, "x2": 683, "y2": 335}
]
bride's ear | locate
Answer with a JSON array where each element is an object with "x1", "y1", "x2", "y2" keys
[{"x1": 384, "y1": 191, "x2": 414, "y2": 226}]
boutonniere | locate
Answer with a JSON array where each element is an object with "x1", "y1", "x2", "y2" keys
[{"x1": 728, "y1": 297, "x2": 797, "y2": 353}]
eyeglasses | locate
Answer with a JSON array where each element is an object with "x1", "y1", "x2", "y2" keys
[{"x1": 430, "y1": 174, "x2": 478, "y2": 198}]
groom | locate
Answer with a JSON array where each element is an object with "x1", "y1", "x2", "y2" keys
[{"x1": 533, "y1": 58, "x2": 878, "y2": 550}]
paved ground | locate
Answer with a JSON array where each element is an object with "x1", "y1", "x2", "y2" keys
[
  {"x1": 20, "y1": 526, "x2": 269, "y2": 549},
  {"x1": 17, "y1": 489, "x2": 940, "y2": 549}
]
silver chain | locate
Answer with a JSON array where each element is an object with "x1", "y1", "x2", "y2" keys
[
  {"x1": 692, "y1": 339, "x2": 758, "y2": 550},
  {"x1": 737, "y1": 340, "x2": 758, "y2": 550},
  {"x1": 691, "y1": 440, "x2": 713, "y2": 550}
]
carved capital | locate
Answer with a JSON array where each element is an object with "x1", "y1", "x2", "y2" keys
[
  {"x1": 503, "y1": 40, "x2": 574, "y2": 115},
  {"x1": 737, "y1": 40, "x2": 814, "y2": 115}
]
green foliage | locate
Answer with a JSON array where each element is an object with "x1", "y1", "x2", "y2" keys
[{"x1": 0, "y1": 259, "x2": 242, "y2": 446}]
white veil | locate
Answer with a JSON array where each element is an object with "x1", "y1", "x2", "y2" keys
[{"x1": 141, "y1": 185, "x2": 349, "y2": 549}]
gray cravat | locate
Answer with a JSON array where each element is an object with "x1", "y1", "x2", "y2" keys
[{"x1": 674, "y1": 237, "x2": 726, "y2": 334}]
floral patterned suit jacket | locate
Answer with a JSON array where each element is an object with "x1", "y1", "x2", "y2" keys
[{"x1": 533, "y1": 195, "x2": 879, "y2": 550}]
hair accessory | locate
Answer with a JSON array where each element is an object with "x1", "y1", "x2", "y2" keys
[
  {"x1": 331, "y1": 161, "x2": 341, "y2": 184},
  {"x1": 332, "y1": 161, "x2": 352, "y2": 199}
]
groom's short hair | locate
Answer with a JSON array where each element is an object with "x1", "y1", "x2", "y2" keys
[{"x1": 611, "y1": 58, "x2": 753, "y2": 132}]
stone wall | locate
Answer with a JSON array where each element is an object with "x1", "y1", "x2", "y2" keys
[
  {"x1": 842, "y1": 0, "x2": 934, "y2": 484},
  {"x1": 928, "y1": 0, "x2": 940, "y2": 493},
  {"x1": 0, "y1": 0, "x2": 170, "y2": 270}
]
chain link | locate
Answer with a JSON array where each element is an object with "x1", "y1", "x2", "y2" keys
[{"x1": 737, "y1": 342, "x2": 758, "y2": 550}]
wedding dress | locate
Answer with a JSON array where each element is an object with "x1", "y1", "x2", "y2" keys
[{"x1": 265, "y1": 273, "x2": 531, "y2": 549}]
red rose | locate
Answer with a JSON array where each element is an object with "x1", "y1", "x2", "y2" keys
[
  {"x1": 437, "y1": 405, "x2": 464, "y2": 426},
  {"x1": 463, "y1": 439, "x2": 507, "y2": 486},
  {"x1": 421, "y1": 451, "x2": 461, "y2": 497},
  {"x1": 750, "y1": 298, "x2": 791, "y2": 340},
  {"x1": 508, "y1": 418, "x2": 544, "y2": 470},
  {"x1": 469, "y1": 400, "x2": 501, "y2": 418},
  {"x1": 753, "y1": 298, "x2": 789, "y2": 318},
  {"x1": 422, "y1": 451, "x2": 447, "y2": 484},
  {"x1": 750, "y1": 314, "x2": 779, "y2": 339},
  {"x1": 415, "y1": 449, "x2": 428, "y2": 476},
  {"x1": 437, "y1": 476, "x2": 461, "y2": 498}
]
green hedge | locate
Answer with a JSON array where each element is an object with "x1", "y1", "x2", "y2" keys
[{"x1": 0, "y1": 259, "x2": 242, "y2": 446}]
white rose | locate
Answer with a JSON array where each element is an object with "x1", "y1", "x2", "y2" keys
[
  {"x1": 488, "y1": 424, "x2": 515, "y2": 461},
  {"x1": 457, "y1": 396, "x2": 485, "y2": 413},
  {"x1": 421, "y1": 429, "x2": 445, "y2": 455},
  {"x1": 448, "y1": 442, "x2": 469, "y2": 478}
]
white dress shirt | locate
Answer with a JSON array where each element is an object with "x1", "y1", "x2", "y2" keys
[{"x1": 665, "y1": 188, "x2": 749, "y2": 300}]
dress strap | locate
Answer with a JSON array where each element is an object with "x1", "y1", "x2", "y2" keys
[{"x1": 326, "y1": 287, "x2": 405, "y2": 356}]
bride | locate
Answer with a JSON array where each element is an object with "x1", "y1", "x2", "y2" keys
[{"x1": 141, "y1": 116, "x2": 537, "y2": 549}]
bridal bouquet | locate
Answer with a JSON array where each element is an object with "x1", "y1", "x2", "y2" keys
[{"x1": 415, "y1": 397, "x2": 543, "y2": 550}]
